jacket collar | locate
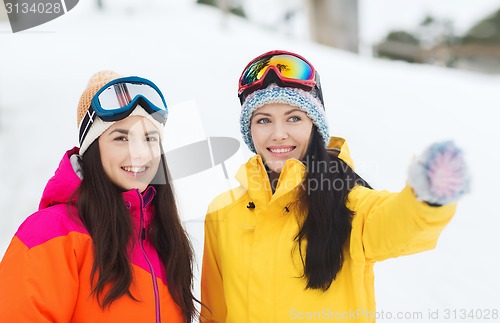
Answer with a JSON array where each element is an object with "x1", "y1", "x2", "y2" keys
[
  {"x1": 235, "y1": 154, "x2": 306, "y2": 208},
  {"x1": 235, "y1": 136, "x2": 353, "y2": 208},
  {"x1": 327, "y1": 137, "x2": 354, "y2": 169},
  {"x1": 122, "y1": 186, "x2": 156, "y2": 221}
]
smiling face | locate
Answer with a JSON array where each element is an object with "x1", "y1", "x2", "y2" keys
[
  {"x1": 250, "y1": 103, "x2": 313, "y2": 173},
  {"x1": 98, "y1": 116, "x2": 162, "y2": 192}
]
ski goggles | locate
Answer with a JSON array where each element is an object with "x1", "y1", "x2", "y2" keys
[
  {"x1": 79, "y1": 76, "x2": 168, "y2": 146},
  {"x1": 238, "y1": 50, "x2": 319, "y2": 103}
]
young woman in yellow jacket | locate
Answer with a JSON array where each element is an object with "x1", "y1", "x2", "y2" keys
[{"x1": 200, "y1": 50, "x2": 470, "y2": 322}]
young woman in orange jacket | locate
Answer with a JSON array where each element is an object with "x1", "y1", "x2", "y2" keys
[{"x1": 0, "y1": 71, "x2": 198, "y2": 322}]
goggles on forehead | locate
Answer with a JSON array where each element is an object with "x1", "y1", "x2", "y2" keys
[
  {"x1": 238, "y1": 50, "x2": 322, "y2": 104},
  {"x1": 79, "y1": 76, "x2": 168, "y2": 146}
]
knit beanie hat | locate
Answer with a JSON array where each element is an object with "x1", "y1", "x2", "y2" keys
[
  {"x1": 77, "y1": 70, "x2": 164, "y2": 156},
  {"x1": 240, "y1": 83, "x2": 330, "y2": 153}
]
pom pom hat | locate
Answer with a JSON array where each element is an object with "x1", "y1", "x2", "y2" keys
[
  {"x1": 238, "y1": 50, "x2": 330, "y2": 153},
  {"x1": 77, "y1": 71, "x2": 165, "y2": 155}
]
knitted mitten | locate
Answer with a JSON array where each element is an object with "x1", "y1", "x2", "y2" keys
[{"x1": 408, "y1": 141, "x2": 470, "y2": 205}]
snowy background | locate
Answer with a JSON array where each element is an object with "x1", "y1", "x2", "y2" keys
[
  {"x1": 1, "y1": 1, "x2": 500, "y2": 322},
  {"x1": 359, "y1": 0, "x2": 500, "y2": 44}
]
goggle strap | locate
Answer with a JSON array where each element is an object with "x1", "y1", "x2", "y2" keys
[{"x1": 79, "y1": 109, "x2": 95, "y2": 146}]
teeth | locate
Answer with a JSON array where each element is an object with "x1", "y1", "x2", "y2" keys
[
  {"x1": 270, "y1": 147, "x2": 293, "y2": 153},
  {"x1": 122, "y1": 166, "x2": 146, "y2": 173}
]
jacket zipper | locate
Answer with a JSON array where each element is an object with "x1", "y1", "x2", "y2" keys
[{"x1": 137, "y1": 190, "x2": 161, "y2": 323}]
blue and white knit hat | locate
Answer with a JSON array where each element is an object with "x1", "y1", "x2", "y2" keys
[{"x1": 240, "y1": 84, "x2": 330, "y2": 153}]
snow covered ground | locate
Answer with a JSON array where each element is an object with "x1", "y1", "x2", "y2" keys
[{"x1": 1, "y1": 1, "x2": 500, "y2": 321}]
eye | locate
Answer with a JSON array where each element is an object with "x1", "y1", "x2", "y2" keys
[
  {"x1": 288, "y1": 115, "x2": 301, "y2": 122},
  {"x1": 256, "y1": 118, "x2": 271, "y2": 124},
  {"x1": 114, "y1": 136, "x2": 128, "y2": 141},
  {"x1": 146, "y1": 136, "x2": 159, "y2": 142}
]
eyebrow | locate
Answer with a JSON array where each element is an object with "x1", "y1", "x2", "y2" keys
[
  {"x1": 108, "y1": 129, "x2": 160, "y2": 136},
  {"x1": 108, "y1": 129, "x2": 129, "y2": 136},
  {"x1": 145, "y1": 130, "x2": 161, "y2": 136},
  {"x1": 253, "y1": 108, "x2": 303, "y2": 118},
  {"x1": 284, "y1": 108, "x2": 303, "y2": 115}
]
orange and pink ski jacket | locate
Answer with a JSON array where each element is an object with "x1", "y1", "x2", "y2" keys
[{"x1": 0, "y1": 147, "x2": 184, "y2": 322}]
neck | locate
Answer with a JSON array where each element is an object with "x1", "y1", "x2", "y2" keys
[{"x1": 268, "y1": 171, "x2": 280, "y2": 193}]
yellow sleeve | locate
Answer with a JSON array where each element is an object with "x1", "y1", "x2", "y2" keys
[
  {"x1": 348, "y1": 185, "x2": 457, "y2": 262},
  {"x1": 200, "y1": 211, "x2": 227, "y2": 323}
]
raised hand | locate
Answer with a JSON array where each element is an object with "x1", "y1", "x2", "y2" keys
[{"x1": 408, "y1": 141, "x2": 471, "y2": 205}]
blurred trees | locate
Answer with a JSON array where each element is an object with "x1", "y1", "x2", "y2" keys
[
  {"x1": 373, "y1": 8, "x2": 500, "y2": 73},
  {"x1": 374, "y1": 15, "x2": 456, "y2": 63},
  {"x1": 196, "y1": 0, "x2": 246, "y2": 18},
  {"x1": 374, "y1": 30, "x2": 421, "y2": 62},
  {"x1": 461, "y1": 8, "x2": 500, "y2": 44}
]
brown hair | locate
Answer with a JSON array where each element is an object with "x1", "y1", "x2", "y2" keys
[
  {"x1": 73, "y1": 140, "x2": 198, "y2": 322},
  {"x1": 296, "y1": 126, "x2": 371, "y2": 290}
]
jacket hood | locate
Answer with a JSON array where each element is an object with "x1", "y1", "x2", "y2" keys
[{"x1": 39, "y1": 147, "x2": 82, "y2": 210}]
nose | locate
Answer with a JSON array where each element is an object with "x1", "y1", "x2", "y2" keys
[
  {"x1": 128, "y1": 138, "x2": 151, "y2": 161},
  {"x1": 271, "y1": 122, "x2": 288, "y2": 142}
]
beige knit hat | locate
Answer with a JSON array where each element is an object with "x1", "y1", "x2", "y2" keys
[
  {"x1": 76, "y1": 70, "x2": 123, "y2": 128},
  {"x1": 77, "y1": 70, "x2": 164, "y2": 155}
]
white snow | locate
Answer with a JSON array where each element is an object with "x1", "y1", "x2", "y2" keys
[{"x1": 1, "y1": 1, "x2": 500, "y2": 321}]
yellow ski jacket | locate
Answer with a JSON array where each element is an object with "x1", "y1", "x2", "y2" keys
[{"x1": 201, "y1": 137, "x2": 456, "y2": 322}]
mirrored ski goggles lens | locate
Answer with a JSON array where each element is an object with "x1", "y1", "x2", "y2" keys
[
  {"x1": 240, "y1": 54, "x2": 314, "y2": 87},
  {"x1": 92, "y1": 77, "x2": 168, "y2": 122}
]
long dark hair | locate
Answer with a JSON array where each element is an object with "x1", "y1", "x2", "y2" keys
[
  {"x1": 73, "y1": 140, "x2": 197, "y2": 322},
  {"x1": 296, "y1": 126, "x2": 370, "y2": 290}
]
